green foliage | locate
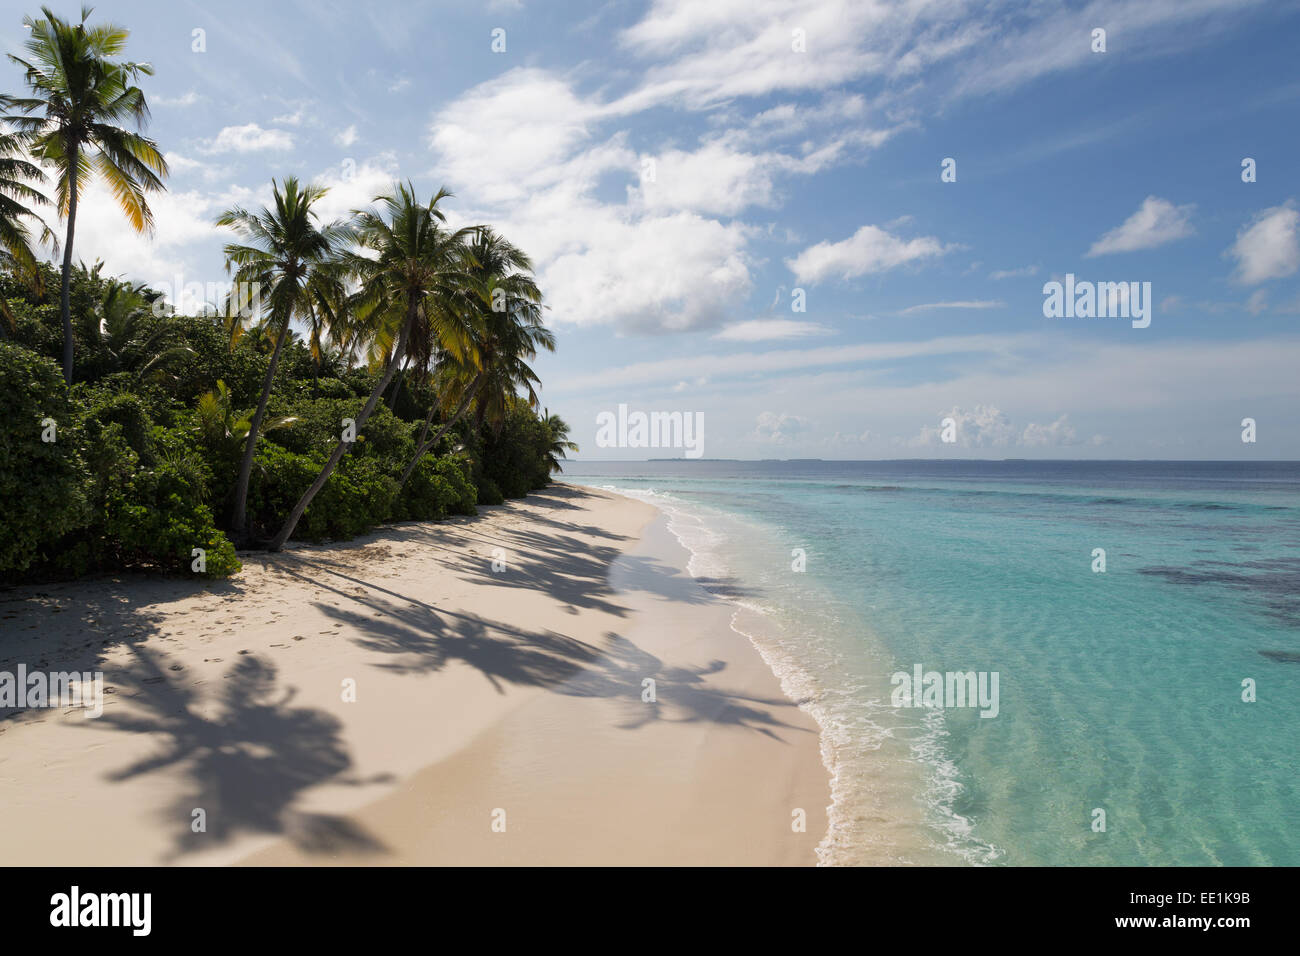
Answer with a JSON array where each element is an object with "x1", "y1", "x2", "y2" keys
[
  {"x1": 266, "y1": 396, "x2": 413, "y2": 463},
  {"x1": 0, "y1": 342, "x2": 87, "y2": 573},
  {"x1": 475, "y1": 475, "x2": 504, "y2": 506},
  {"x1": 478, "y1": 400, "x2": 556, "y2": 499},
  {"x1": 395, "y1": 454, "x2": 477, "y2": 521},
  {"x1": 247, "y1": 444, "x2": 397, "y2": 542},
  {"x1": 75, "y1": 391, "x2": 240, "y2": 578}
]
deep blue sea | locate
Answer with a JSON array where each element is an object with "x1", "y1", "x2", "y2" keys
[{"x1": 565, "y1": 460, "x2": 1300, "y2": 866}]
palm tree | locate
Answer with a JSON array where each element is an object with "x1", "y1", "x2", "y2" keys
[
  {"x1": 79, "y1": 274, "x2": 193, "y2": 383},
  {"x1": 0, "y1": 118, "x2": 56, "y2": 268},
  {"x1": 196, "y1": 379, "x2": 298, "y2": 462},
  {"x1": 6, "y1": 6, "x2": 168, "y2": 384},
  {"x1": 267, "y1": 181, "x2": 473, "y2": 551},
  {"x1": 216, "y1": 176, "x2": 349, "y2": 542},
  {"x1": 543, "y1": 411, "x2": 578, "y2": 473},
  {"x1": 0, "y1": 114, "x2": 57, "y2": 336},
  {"x1": 396, "y1": 226, "x2": 551, "y2": 488}
]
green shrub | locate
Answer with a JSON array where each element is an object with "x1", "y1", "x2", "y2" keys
[
  {"x1": 476, "y1": 475, "x2": 504, "y2": 506},
  {"x1": 0, "y1": 342, "x2": 89, "y2": 574},
  {"x1": 265, "y1": 396, "x2": 413, "y2": 465},
  {"x1": 478, "y1": 403, "x2": 554, "y2": 500},
  {"x1": 249, "y1": 444, "x2": 396, "y2": 542},
  {"x1": 79, "y1": 404, "x2": 240, "y2": 578}
]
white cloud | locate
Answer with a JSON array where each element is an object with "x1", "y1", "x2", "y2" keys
[
  {"x1": 1086, "y1": 196, "x2": 1195, "y2": 257},
  {"x1": 712, "y1": 319, "x2": 832, "y2": 342},
  {"x1": 272, "y1": 106, "x2": 308, "y2": 126},
  {"x1": 428, "y1": 68, "x2": 611, "y2": 206},
  {"x1": 787, "y1": 223, "x2": 951, "y2": 283},
  {"x1": 310, "y1": 154, "x2": 402, "y2": 224},
  {"x1": 633, "y1": 141, "x2": 781, "y2": 216},
  {"x1": 616, "y1": 0, "x2": 1263, "y2": 114},
  {"x1": 912, "y1": 404, "x2": 1017, "y2": 448},
  {"x1": 1227, "y1": 203, "x2": 1300, "y2": 284},
  {"x1": 754, "y1": 411, "x2": 811, "y2": 443},
  {"x1": 163, "y1": 152, "x2": 207, "y2": 174},
  {"x1": 152, "y1": 91, "x2": 198, "y2": 107},
  {"x1": 898, "y1": 300, "x2": 1003, "y2": 315},
  {"x1": 1020, "y1": 414, "x2": 1078, "y2": 447},
  {"x1": 335, "y1": 125, "x2": 359, "y2": 147},
  {"x1": 552, "y1": 333, "x2": 1030, "y2": 392},
  {"x1": 204, "y1": 123, "x2": 294, "y2": 153},
  {"x1": 543, "y1": 209, "x2": 752, "y2": 331},
  {"x1": 989, "y1": 265, "x2": 1038, "y2": 280},
  {"x1": 912, "y1": 405, "x2": 1083, "y2": 448}
]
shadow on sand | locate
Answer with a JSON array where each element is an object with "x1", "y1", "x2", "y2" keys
[{"x1": 3, "y1": 484, "x2": 806, "y2": 860}]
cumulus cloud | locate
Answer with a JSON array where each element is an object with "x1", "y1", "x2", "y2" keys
[
  {"x1": 787, "y1": 224, "x2": 952, "y2": 283},
  {"x1": 203, "y1": 123, "x2": 294, "y2": 153},
  {"x1": 542, "y1": 208, "x2": 752, "y2": 331},
  {"x1": 754, "y1": 411, "x2": 812, "y2": 443},
  {"x1": 420, "y1": 0, "x2": 1261, "y2": 337},
  {"x1": 1227, "y1": 203, "x2": 1300, "y2": 284},
  {"x1": 1086, "y1": 196, "x2": 1195, "y2": 257},
  {"x1": 1020, "y1": 414, "x2": 1078, "y2": 447},
  {"x1": 912, "y1": 405, "x2": 1088, "y2": 448}
]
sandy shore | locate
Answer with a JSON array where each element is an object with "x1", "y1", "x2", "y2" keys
[{"x1": 0, "y1": 484, "x2": 828, "y2": 866}]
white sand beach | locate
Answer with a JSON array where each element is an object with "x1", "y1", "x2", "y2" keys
[{"x1": 0, "y1": 485, "x2": 828, "y2": 866}]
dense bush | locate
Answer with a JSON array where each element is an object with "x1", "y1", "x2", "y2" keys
[
  {"x1": 394, "y1": 455, "x2": 478, "y2": 521},
  {"x1": 475, "y1": 476, "x2": 504, "y2": 506},
  {"x1": 247, "y1": 444, "x2": 402, "y2": 543},
  {"x1": 0, "y1": 342, "x2": 88, "y2": 574},
  {"x1": 479, "y1": 403, "x2": 555, "y2": 499},
  {"x1": 267, "y1": 396, "x2": 413, "y2": 463},
  {"x1": 77, "y1": 391, "x2": 241, "y2": 578},
  {"x1": 0, "y1": 260, "x2": 569, "y2": 582}
]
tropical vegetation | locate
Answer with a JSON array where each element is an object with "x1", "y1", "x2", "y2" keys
[{"x1": 0, "y1": 8, "x2": 577, "y2": 582}]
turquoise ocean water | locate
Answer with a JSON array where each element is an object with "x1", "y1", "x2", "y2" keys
[{"x1": 566, "y1": 461, "x2": 1300, "y2": 866}]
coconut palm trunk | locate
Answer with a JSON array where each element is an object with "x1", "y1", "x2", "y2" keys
[
  {"x1": 268, "y1": 311, "x2": 413, "y2": 551},
  {"x1": 397, "y1": 374, "x2": 481, "y2": 490},
  {"x1": 57, "y1": 142, "x2": 78, "y2": 384},
  {"x1": 228, "y1": 321, "x2": 289, "y2": 538}
]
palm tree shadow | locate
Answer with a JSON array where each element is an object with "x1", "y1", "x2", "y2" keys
[
  {"x1": 275, "y1": 559, "x2": 806, "y2": 740},
  {"x1": 92, "y1": 644, "x2": 389, "y2": 862}
]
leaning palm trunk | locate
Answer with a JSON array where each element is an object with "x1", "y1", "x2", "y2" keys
[
  {"x1": 267, "y1": 318, "x2": 412, "y2": 551},
  {"x1": 229, "y1": 321, "x2": 291, "y2": 540},
  {"x1": 396, "y1": 375, "x2": 481, "y2": 490}
]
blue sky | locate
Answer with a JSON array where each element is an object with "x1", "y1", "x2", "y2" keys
[{"x1": 4, "y1": 0, "x2": 1300, "y2": 459}]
